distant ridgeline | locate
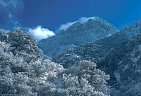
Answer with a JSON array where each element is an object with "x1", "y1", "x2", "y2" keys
[
  {"x1": 39, "y1": 17, "x2": 141, "y2": 96},
  {"x1": 0, "y1": 17, "x2": 141, "y2": 96}
]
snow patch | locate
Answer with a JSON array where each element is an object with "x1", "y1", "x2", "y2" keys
[
  {"x1": 138, "y1": 45, "x2": 141, "y2": 52},
  {"x1": 114, "y1": 72, "x2": 120, "y2": 82},
  {"x1": 78, "y1": 17, "x2": 97, "y2": 23},
  {"x1": 108, "y1": 33, "x2": 112, "y2": 37},
  {"x1": 122, "y1": 64, "x2": 129, "y2": 71},
  {"x1": 132, "y1": 57, "x2": 138, "y2": 63}
]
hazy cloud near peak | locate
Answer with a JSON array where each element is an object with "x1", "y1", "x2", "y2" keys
[
  {"x1": 28, "y1": 26, "x2": 55, "y2": 41},
  {"x1": 58, "y1": 17, "x2": 98, "y2": 31},
  {"x1": 59, "y1": 22, "x2": 76, "y2": 31}
]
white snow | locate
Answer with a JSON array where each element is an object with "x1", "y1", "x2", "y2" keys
[
  {"x1": 78, "y1": 17, "x2": 97, "y2": 23},
  {"x1": 138, "y1": 45, "x2": 141, "y2": 52},
  {"x1": 132, "y1": 57, "x2": 138, "y2": 63},
  {"x1": 108, "y1": 33, "x2": 112, "y2": 37},
  {"x1": 114, "y1": 72, "x2": 120, "y2": 82},
  {"x1": 122, "y1": 64, "x2": 129, "y2": 71}
]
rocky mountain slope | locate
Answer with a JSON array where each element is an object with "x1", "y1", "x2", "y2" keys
[
  {"x1": 38, "y1": 17, "x2": 118, "y2": 57},
  {"x1": 52, "y1": 20, "x2": 141, "y2": 96}
]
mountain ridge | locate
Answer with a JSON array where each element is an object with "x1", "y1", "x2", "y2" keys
[
  {"x1": 38, "y1": 17, "x2": 118, "y2": 57},
  {"x1": 52, "y1": 19, "x2": 141, "y2": 96}
]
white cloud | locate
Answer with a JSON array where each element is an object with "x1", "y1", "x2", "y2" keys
[
  {"x1": 28, "y1": 26, "x2": 55, "y2": 41},
  {"x1": 58, "y1": 17, "x2": 98, "y2": 31}
]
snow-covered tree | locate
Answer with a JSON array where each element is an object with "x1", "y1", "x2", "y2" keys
[
  {"x1": 39, "y1": 60, "x2": 110, "y2": 96},
  {"x1": 0, "y1": 41, "x2": 64, "y2": 95},
  {"x1": 0, "y1": 31, "x2": 110, "y2": 96}
]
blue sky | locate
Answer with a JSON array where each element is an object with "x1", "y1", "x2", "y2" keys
[{"x1": 0, "y1": 0, "x2": 141, "y2": 31}]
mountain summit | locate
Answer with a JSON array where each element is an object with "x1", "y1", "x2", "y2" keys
[{"x1": 38, "y1": 17, "x2": 118, "y2": 57}]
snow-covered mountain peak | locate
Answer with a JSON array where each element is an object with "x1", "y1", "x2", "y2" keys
[
  {"x1": 38, "y1": 17, "x2": 118, "y2": 57},
  {"x1": 78, "y1": 16, "x2": 100, "y2": 23},
  {"x1": 58, "y1": 16, "x2": 111, "y2": 31}
]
